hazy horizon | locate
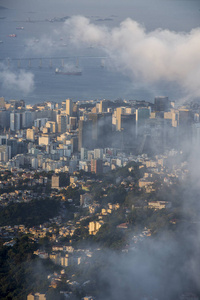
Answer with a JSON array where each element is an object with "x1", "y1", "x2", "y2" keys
[
  {"x1": 0, "y1": 0, "x2": 200, "y2": 104},
  {"x1": 1, "y1": 0, "x2": 199, "y2": 31}
]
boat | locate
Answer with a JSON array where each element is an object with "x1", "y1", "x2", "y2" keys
[
  {"x1": 55, "y1": 68, "x2": 82, "y2": 75},
  {"x1": 8, "y1": 34, "x2": 17, "y2": 37},
  {"x1": 16, "y1": 27, "x2": 24, "y2": 30}
]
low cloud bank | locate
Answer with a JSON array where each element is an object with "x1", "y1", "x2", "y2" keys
[
  {"x1": 0, "y1": 64, "x2": 34, "y2": 95},
  {"x1": 63, "y1": 16, "x2": 200, "y2": 99}
]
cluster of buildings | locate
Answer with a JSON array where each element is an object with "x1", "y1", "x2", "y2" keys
[
  {"x1": 0, "y1": 96, "x2": 199, "y2": 175},
  {"x1": 0, "y1": 147, "x2": 191, "y2": 300},
  {"x1": 27, "y1": 292, "x2": 94, "y2": 300},
  {"x1": 27, "y1": 293, "x2": 46, "y2": 300},
  {"x1": 0, "y1": 169, "x2": 50, "y2": 206},
  {"x1": 0, "y1": 148, "x2": 188, "y2": 242},
  {"x1": 0, "y1": 95, "x2": 197, "y2": 300}
]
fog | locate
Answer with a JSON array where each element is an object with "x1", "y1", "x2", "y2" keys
[
  {"x1": 62, "y1": 16, "x2": 200, "y2": 100},
  {"x1": 22, "y1": 14, "x2": 200, "y2": 101},
  {"x1": 71, "y1": 149, "x2": 200, "y2": 300},
  {"x1": 0, "y1": 63, "x2": 34, "y2": 95}
]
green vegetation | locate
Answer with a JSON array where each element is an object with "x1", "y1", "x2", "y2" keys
[
  {"x1": 0, "y1": 198, "x2": 60, "y2": 227},
  {"x1": 94, "y1": 223, "x2": 125, "y2": 249},
  {"x1": 0, "y1": 236, "x2": 63, "y2": 300},
  {"x1": 0, "y1": 161, "x2": 199, "y2": 299},
  {"x1": 61, "y1": 186, "x2": 81, "y2": 206}
]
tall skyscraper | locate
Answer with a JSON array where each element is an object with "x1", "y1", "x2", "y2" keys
[
  {"x1": 0, "y1": 145, "x2": 11, "y2": 162},
  {"x1": 99, "y1": 100, "x2": 111, "y2": 113},
  {"x1": 154, "y1": 96, "x2": 170, "y2": 112},
  {"x1": 0, "y1": 110, "x2": 10, "y2": 129},
  {"x1": 78, "y1": 119, "x2": 93, "y2": 151},
  {"x1": 22, "y1": 111, "x2": 33, "y2": 128},
  {"x1": 88, "y1": 112, "x2": 112, "y2": 148},
  {"x1": 91, "y1": 158, "x2": 103, "y2": 174},
  {"x1": 66, "y1": 99, "x2": 73, "y2": 116},
  {"x1": 136, "y1": 107, "x2": 151, "y2": 136},
  {"x1": 69, "y1": 117, "x2": 77, "y2": 130},
  {"x1": 0, "y1": 97, "x2": 5, "y2": 109},
  {"x1": 71, "y1": 137, "x2": 78, "y2": 153},
  {"x1": 178, "y1": 108, "x2": 193, "y2": 142},
  {"x1": 120, "y1": 113, "x2": 136, "y2": 149},
  {"x1": 116, "y1": 107, "x2": 126, "y2": 131},
  {"x1": 57, "y1": 114, "x2": 68, "y2": 133},
  {"x1": 94, "y1": 148, "x2": 103, "y2": 160},
  {"x1": 10, "y1": 112, "x2": 23, "y2": 131}
]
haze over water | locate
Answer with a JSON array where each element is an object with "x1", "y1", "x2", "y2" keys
[{"x1": 0, "y1": 0, "x2": 199, "y2": 104}]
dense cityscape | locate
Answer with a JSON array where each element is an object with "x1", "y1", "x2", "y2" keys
[{"x1": 0, "y1": 96, "x2": 200, "y2": 299}]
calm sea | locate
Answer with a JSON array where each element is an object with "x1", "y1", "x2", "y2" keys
[{"x1": 0, "y1": 2, "x2": 199, "y2": 104}]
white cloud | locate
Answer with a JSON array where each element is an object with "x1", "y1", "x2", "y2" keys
[
  {"x1": 0, "y1": 65, "x2": 34, "y2": 95},
  {"x1": 25, "y1": 36, "x2": 57, "y2": 56},
  {"x1": 64, "y1": 16, "x2": 200, "y2": 99}
]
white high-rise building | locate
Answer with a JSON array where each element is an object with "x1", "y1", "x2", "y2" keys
[
  {"x1": 94, "y1": 148, "x2": 103, "y2": 160},
  {"x1": 10, "y1": 112, "x2": 23, "y2": 131}
]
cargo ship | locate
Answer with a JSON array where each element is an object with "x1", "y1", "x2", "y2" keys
[{"x1": 55, "y1": 68, "x2": 82, "y2": 75}]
